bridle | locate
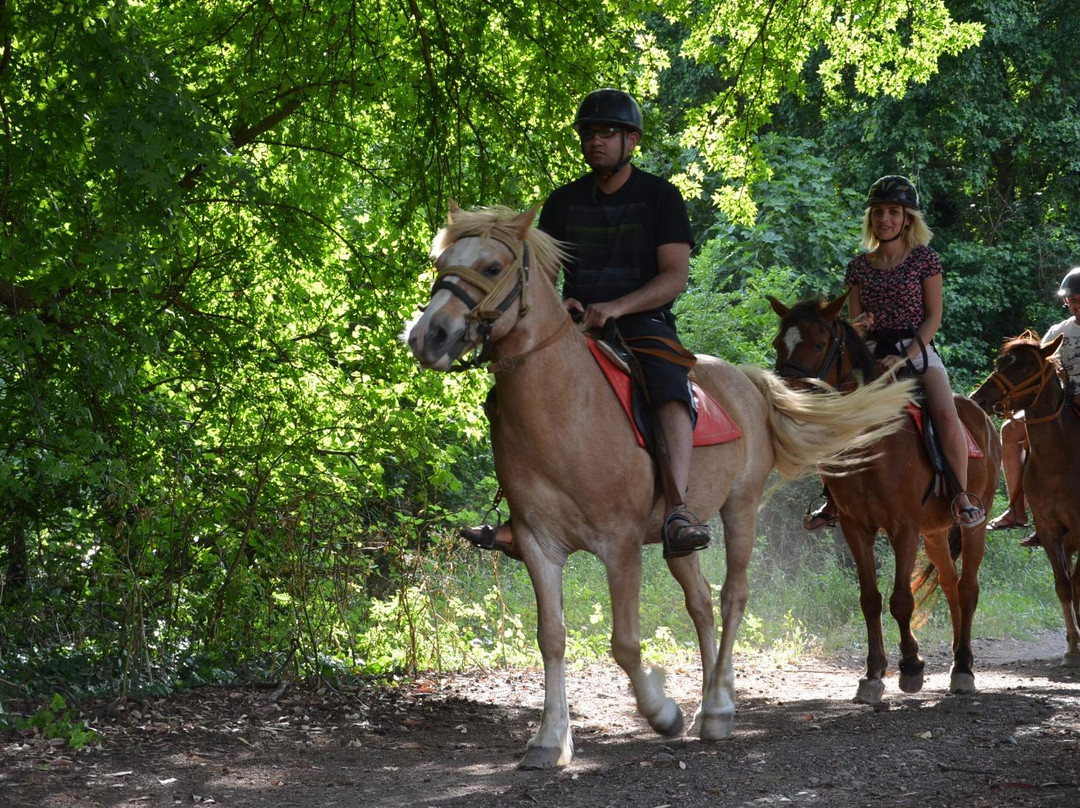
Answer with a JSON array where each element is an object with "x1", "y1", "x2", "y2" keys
[
  {"x1": 429, "y1": 234, "x2": 571, "y2": 372},
  {"x1": 981, "y1": 345, "x2": 1065, "y2": 425},
  {"x1": 777, "y1": 313, "x2": 856, "y2": 390}
]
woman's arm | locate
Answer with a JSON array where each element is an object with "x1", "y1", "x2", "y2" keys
[
  {"x1": 846, "y1": 283, "x2": 875, "y2": 335},
  {"x1": 912, "y1": 272, "x2": 944, "y2": 361}
]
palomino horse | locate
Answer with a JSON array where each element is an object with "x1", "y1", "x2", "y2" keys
[
  {"x1": 406, "y1": 204, "x2": 914, "y2": 769},
  {"x1": 972, "y1": 332, "x2": 1080, "y2": 667},
  {"x1": 769, "y1": 293, "x2": 1002, "y2": 704}
]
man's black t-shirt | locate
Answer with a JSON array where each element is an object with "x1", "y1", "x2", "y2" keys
[{"x1": 537, "y1": 166, "x2": 694, "y2": 313}]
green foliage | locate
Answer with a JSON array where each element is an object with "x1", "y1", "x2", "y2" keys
[
  {"x1": 5, "y1": 693, "x2": 100, "y2": 750},
  {"x1": 677, "y1": 135, "x2": 861, "y2": 364},
  {"x1": 1, "y1": 0, "x2": 1074, "y2": 696}
]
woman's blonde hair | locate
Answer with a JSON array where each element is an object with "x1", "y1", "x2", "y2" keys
[{"x1": 860, "y1": 206, "x2": 933, "y2": 251}]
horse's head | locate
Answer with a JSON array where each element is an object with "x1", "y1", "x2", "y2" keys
[
  {"x1": 972, "y1": 330, "x2": 1065, "y2": 418},
  {"x1": 405, "y1": 202, "x2": 563, "y2": 371},
  {"x1": 767, "y1": 291, "x2": 871, "y2": 390}
]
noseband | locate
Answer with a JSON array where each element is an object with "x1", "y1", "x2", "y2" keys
[{"x1": 983, "y1": 346, "x2": 1065, "y2": 425}]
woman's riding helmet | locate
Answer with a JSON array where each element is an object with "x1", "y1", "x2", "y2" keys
[
  {"x1": 573, "y1": 89, "x2": 644, "y2": 135},
  {"x1": 1058, "y1": 266, "x2": 1080, "y2": 298},
  {"x1": 866, "y1": 175, "x2": 920, "y2": 210}
]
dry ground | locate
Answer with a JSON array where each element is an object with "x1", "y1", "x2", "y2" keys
[{"x1": 2, "y1": 632, "x2": 1079, "y2": 808}]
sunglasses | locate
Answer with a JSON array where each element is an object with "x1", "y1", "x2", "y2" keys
[{"x1": 578, "y1": 125, "x2": 625, "y2": 141}]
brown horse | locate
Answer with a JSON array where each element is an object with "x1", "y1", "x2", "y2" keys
[
  {"x1": 768, "y1": 293, "x2": 1002, "y2": 704},
  {"x1": 972, "y1": 332, "x2": 1080, "y2": 667},
  {"x1": 406, "y1": 204, "x2": 914, "y2": 768}
]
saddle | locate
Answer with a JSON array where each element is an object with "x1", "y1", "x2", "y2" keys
[
  {"x1": 905, "y1": 393, "x2": 983, "y2": 503},
  {"x1": 870, "y1": 335, "x2": 983, "y2": 503},
  {"x1": 586, "y1": 336, "x2": 741, "y2": 452}
]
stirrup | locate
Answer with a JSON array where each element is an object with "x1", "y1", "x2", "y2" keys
[{"x1": 662, "y1": 508, "x2": 710, "y2": 559}]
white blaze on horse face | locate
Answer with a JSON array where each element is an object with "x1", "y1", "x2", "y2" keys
[{"x1": 782, "y1": 325, "x2": 804, "y2": 360}]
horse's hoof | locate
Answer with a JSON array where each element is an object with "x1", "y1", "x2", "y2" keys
[
  {"x1": 854, "y1": 677, "x2": 885, "y2": 705},
  {"x1": 651, "y1": 699, "x2": 685, "y2": 738},
  {"x1": 518, "y1": 745, "x2": 568, "y2": 770},
  {"x1": 950, "y1": 671, "x2": 976, "y2": 694},
  {"x1": 898, "y1": 671, "x2": 925, "y2": 694},
  {"x1": 695, "y1": 709, "x2": 735, "y2": 741},
  {"x1": 1062, "y1": 651, "x2": 1080, "y2": 669}
]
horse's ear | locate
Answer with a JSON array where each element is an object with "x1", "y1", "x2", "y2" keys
[
  {"x1": 447, "y1": 199, "x2": 461, "y2": 223},
  {"x1": 766, "y1": 295, "x2": 790, "y2": 318},
  {"x1": 822, "y1": 289, "x2": 850, "y2": 320},
  {"x1": 1043, "y1": 333, "x2": 1065, "y2": 357},
  {"x1": 510, "y1": 206, "x2": 538, "y2": 239}
]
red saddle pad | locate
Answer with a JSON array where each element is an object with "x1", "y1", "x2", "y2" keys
[{"x1": 586, "y1": 338, "x2": 741, "y2": 449}]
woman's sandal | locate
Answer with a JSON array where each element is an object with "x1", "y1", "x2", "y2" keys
[
  {"x1": 988, "y1": 513, "x2": 1028, "y2": 531},
  {"x1": 662, "y1": 509, "x2": 711, "y2": 559},
  {"x1": 951, "y1": 492, "x2": 987, "y2": 529}
]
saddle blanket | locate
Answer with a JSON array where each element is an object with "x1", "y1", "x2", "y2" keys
[
  {"x1": 586, "y1": 338, "x2": 742, "y2": 449},
  {"x1": 905, "y1": 403, "x2": 984, "y2": 458}
]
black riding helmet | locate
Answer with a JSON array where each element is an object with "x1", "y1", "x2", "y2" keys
[
  {"x1": 866, "y1": 175, "x2": 920, "y2": 210},
  {"x1": 573, "y1": 89, "x2": 644, "y2": 135},
  {"x1": 1058, "y1": 266, "x2": 1080, "y2": 298}
]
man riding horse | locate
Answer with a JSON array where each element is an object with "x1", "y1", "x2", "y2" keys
[{"x1": 461, "y1": 89, "x2": 710, "y2": 559}]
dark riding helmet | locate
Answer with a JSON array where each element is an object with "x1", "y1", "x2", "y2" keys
[
  {"x1": 573, "y1": 89, "x2": 644, "y2": 135},
  {"x1": 1058, "y1": 266, "x2": 1080, "y2": 297},
  {"x1": 866, "y1": 175, "x2": 920, "y2": 210}
]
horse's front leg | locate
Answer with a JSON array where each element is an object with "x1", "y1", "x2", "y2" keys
[
  {"x1": 888, "y1": 527, "x2": 925, "y2": 694},
  {"x1": 518, "y1": 548, "x2": 573, "y2": 769},
  {"x1": 606, "y1": 547, "x2": 684, "y2": 738},
  {"x1": 922, "y1": 526, "x2": 980, "y2": 693},
  {"x1": 666, "y1": 553, "x2": 718, "y2": 737},
  {"x1": 693, "y1": 502, "x2": 754, "y2": 740},
  {"x1": 843, "y1": 522, "x2": 889, "y2": 705}
]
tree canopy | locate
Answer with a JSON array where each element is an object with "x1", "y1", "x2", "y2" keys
[{"x1": 2, "y1": 0, "x2": 1075, "y2": 691}]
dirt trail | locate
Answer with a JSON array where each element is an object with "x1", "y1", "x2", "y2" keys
[{"x1": 2, "y1": 631, "x2": 1078, "y2": 807}]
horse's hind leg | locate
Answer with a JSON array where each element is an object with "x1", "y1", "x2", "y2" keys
[
  {"x1": 1044, "y1": 534, "x2": 1080, "y2": 667},
  {"x1": 518, "y1": 550, "x2": 573, "y2": 769},
  {"x1": 695, "y1": 501, "x2": 754, "y2": 740},
  {"x1": 606, "y1": 546, "x2": 684, "y2": 738},
  {"x1": 666, "y1": 553, "x2": 718, "y2": 734}
]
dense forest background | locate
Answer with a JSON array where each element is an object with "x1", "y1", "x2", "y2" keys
[{"x1": 2, "y1": 0, "x2": 1078, "y2": 696}]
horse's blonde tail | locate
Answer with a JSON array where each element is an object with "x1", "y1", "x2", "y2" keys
[{"x1": 739, "y1": 365, "x2": 916, "y2": 480}]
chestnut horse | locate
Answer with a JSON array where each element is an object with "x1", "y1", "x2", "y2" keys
[
  {"x1": 768, "y1": 293, "x2": 1001, "y2": 704},
  {"x1": 972, "y1": 332, "x2": 1080, "y2": 667},
  {"x1": 406, "y1": 204, "x2": 914, "y2": 768}
]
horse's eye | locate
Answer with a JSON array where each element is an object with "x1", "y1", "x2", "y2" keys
[
  {"x1": 482, "y1": 261, "x2": 502, "y2": 278},
  {"x1": 815, "y1": 342, "x2": 826, "y2": 351}
]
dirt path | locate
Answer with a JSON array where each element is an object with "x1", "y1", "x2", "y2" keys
[{"x1": 3, "y1": 631, "x2": 1078, "y2": 807}]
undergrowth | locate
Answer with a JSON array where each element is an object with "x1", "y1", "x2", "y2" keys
[{"x1": 352, "y1": 511, "x2": 1061, "y2": 677}]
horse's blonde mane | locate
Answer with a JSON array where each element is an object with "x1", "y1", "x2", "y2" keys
[{"x1": 435, "y1": 205, "x2": 568, "y2": 282}]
